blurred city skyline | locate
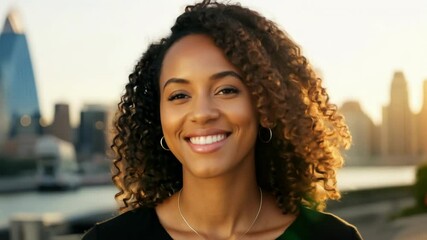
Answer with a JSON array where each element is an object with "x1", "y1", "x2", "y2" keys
[{"x1": 0, "y1": 0, "x2": 426, "y2": 126}]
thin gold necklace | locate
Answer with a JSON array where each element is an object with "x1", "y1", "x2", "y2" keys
[{"x1": 177, "y1": 187, "x2": 263, "y2": 240}]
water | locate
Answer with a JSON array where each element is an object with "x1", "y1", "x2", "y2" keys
[
  {"x1": 0, "y1": 185, "x2": 117, "y2": 229},
  {"x1": 0, "y1": 165, "x2": 418, "y2": 230},
  {"x1": 337, "y1": 165, "x2": 416, "y2": 191}
]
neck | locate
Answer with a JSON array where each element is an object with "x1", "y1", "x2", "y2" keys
[{"x1": 179, "y1": 175, "x2": 261, "y2": 238}]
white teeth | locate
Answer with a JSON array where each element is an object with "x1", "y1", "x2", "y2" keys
[{"x1": 190, "y1": 134, "x2": 226, "y2": 145}]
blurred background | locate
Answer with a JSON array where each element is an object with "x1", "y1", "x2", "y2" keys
[{"x1": 0, "y1": 0, "x2": 426, "y2": 239}]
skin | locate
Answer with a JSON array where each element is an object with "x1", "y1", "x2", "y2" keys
[{"x1": 156, "y1": 34, "x2": 295, "y2": 240}]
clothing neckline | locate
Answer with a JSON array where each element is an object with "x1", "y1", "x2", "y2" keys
[{"x1": 149, "y1": 206, "x2": 301, "y2": 239}]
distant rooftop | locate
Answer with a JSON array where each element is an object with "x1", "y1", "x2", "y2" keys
[
  {"x1": 83, "y1": 104, "x2": 110, "y2": 112},
  {"x1": 2, "y1": 9, "x2": 24, "y2": 34}
]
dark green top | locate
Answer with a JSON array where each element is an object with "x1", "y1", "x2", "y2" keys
[{"x1": 82, "y1": 206, "x2": 363, "y2": 239}]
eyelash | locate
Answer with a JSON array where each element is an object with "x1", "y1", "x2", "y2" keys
[
  {"x1": 168, "y1": 93, "x2": 189, "y2": 101},
  {"x1": 167, "y1": 87, "x2": 239, "y2": 101},
  {"x1": 216, "y1": 87, "x2": 239, "y2": 95}
]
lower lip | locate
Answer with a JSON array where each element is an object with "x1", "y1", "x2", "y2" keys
[{"x1": 187, "y1": 137, "x2": 227, "y2": 153}]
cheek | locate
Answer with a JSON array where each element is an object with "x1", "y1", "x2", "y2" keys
[
  {"x1": 160, "y1": 101, "x2": 174, "y2": 139},
  {"x1": 160, "y1": 103, "x2": 173, "y2": 134},
  {"x1": 160, "y1": 102, "x2": 184, "y2": 137},
  {"x1": 160, "y1": 102, "x2": 187, "y2": 161},
  {"x1": 233, "y1": 96, "x2": 258, "y2": 121},
  {"x1": 227, "y1": 101, "x2": 258, "y2": 129}
]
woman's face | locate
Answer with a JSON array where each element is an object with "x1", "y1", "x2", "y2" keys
[{"x1": 159, "y1": 34, "x2": 258, "y2": 179}]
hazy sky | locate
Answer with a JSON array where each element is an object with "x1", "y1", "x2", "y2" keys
[{"x1": 1, "y1": 0, "x2": 426, "y2": 126}]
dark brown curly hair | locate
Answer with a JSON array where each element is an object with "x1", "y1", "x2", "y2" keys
[{"x1": 111, "y1": 0, "x2": 351, "y2": 214}]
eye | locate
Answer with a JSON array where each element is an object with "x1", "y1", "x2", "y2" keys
[
  {"x1": 216, "y1": 87, "x2": 239, "y2": 95},
  {"x1": 168, "y1": 93, "x2": 190, "y2": 101}
]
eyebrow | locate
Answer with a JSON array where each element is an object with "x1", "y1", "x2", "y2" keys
[
  {"x1": 162, "y1": 70, "x2": 243, "y2": 90},
  {"x1": 210, "y1": 71, "x2": 243, "y2": 81}
]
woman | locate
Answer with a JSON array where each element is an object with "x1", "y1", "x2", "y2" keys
[{"x1": 83, "y1": 0, "x2": 362, "y2": 239}]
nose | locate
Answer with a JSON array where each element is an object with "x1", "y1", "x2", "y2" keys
[{"x1": 190, "y1": 95, "x2": 220, "y2": 124}]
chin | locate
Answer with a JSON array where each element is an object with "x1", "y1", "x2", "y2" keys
[{"x1": 187, "y1": 167, "x2": 225, "y2": 179}]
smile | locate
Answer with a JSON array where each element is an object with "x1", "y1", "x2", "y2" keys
[{"x1": 189, "y1": 134, "x2": 227, "y2": 145}]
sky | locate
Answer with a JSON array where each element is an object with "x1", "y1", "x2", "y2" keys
[{"x1": 0, "y1": 0, "x2": 426, "y2": 126}]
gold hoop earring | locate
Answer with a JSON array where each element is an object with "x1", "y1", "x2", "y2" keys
[
  {"x1": 259, "y1": 127, "x2": 272, "y2": 143},
  {"x1": 160, "y1": 136, "x2": 170, "y2": 151}
]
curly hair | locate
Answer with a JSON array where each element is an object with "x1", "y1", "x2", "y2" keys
[{"x1": 111, "y1": 0, "x2": 351, "y2": 214}]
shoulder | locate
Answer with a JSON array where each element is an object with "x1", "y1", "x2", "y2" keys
[
  {"x1": 81, "y1": 207, "x2": 170, "y2": 240},
  {"x1": 284, "y1": 207, "x2": 363, "y2": 240}
]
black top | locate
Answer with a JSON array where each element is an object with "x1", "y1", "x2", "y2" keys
[{"x1": 82, "y1": 206, "x2": 363, "y2": 240}]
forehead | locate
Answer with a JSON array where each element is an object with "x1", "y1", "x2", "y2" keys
[
  {"x1": 160, "y1": 34, "x2": 240, "y2": 82},
  {"x1": 163, "y1": 34, "x2": 219, "y2": 60}
]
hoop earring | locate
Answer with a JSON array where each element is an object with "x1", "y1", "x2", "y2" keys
[
  {"x1": 259, "y1": 127, "x2": 272, "y2": 143},
  {"x1": 160, "y1": 136, "x2": 170, "y2": 151}
]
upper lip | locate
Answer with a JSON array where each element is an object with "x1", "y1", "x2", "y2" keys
[{"x1": 184, "y1": 129, "x2": 231, "y2": 140}]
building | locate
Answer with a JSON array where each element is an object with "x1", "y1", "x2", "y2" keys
[
  {"x1": 77, "y1": 104, "x2": 110, "y2": 159},
  {"x1": 0, "y1": 9, "x2": 41, "y2": 140},
  {"x1": 417, "y1": 80, "x2": 427, "y2": 157},
  {"x1": 381, "y1": 71, "x2": 417, "y2": 163},
  {"x1": 46, "y1": 103, "x2": 73, "y2": 143},
  {"x1": 340, "y1": 101, "x2": 377, "y2": 165},
  {"x1": 0, "y1": 80, "x2": 9, "y2": 147}
]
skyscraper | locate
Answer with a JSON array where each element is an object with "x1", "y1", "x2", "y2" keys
[
  {"x1": 0, "y1": 78, "x2": 9, "y2": 147},
  {"x1": 381, "y1": 71, "x2": 417, "y2": 159},
  {"x1": 417, "y1": 80, "x2": 427, "y2": 157},
  {"x1": 0, "y1": 9, "x2": 41, "y2": 140},
  {"x1": 46, "y1": 103, "x2": 73, "y2": 143},
  {"x1": 78, "y1": 104, "x2": 109, "y2": 158},
  {"x1": 340, "y1": 101, "x2": 376, "y2": 165}
]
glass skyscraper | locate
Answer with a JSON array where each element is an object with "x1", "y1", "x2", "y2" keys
[{"x1": 0, "y1": 9, "x2": 41, "y2": 143}]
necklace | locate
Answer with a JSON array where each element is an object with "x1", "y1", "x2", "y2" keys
[{"x1": 177, "y1": 187, "x2": 263, "y2": 240}]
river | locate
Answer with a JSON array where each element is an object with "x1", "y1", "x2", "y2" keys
[{"x1": 0, "y1": 165, "x2": 417, "y2": 231}]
